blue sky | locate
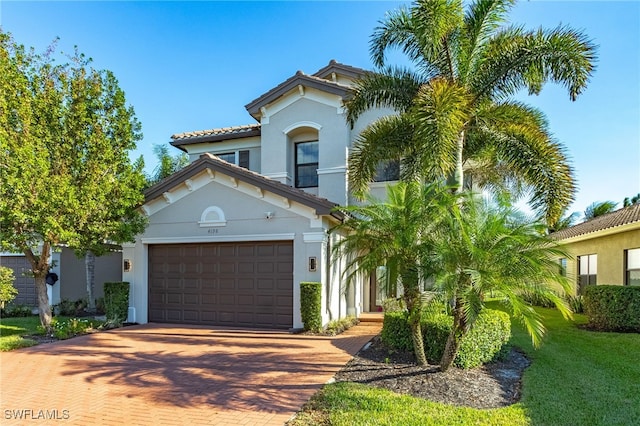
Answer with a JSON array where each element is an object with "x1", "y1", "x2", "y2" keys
[{"x1": 1, "y1": 1, "x2": 638, "y2": 217}]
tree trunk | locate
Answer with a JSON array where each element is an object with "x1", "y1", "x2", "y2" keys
[
  {"x1": 409, "y1": 314, "x2": 428, "y2": 366},
  {"x1": 85, "y1": 250, "x2": 96, "y2": 312},
  {"x1": 23, "y1": 243, "x2": 52, "y2": 332},
  {"x1": 454, "y1": 131, "x2": 465, "y2": 193},
  {"x1": 440, "y1": 305, "x2": 467, "y2": 372}
]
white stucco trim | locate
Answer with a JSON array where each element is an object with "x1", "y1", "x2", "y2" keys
[
  {"x1": 283, "y1": 121, "x2": 323, "y2": 134},
  {"x1": 198, "y1": 206, "x2": 227, "y2": 227},
  {"x1": 303, "y1": 231, "x2": 327, "y2": 243},
  {"x1": 263, "y1": 89, "x2": 342, "y2": 119},
  {"x1": 141, "y1": 233, "x2": 296, "y2": 244},
  {"x1": 317, "y1": 166, "x2": 346, "y2": 175}
]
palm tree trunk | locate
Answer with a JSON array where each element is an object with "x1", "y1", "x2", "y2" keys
[
  {"x1": 85, "y1": 250, "x2": 96, "y2": 312},
  {"x1": 440, "y1": 305, "x2": 467, "y2": 371},
  {"x1": 410, "y1": 315, "x2": 428, "y2": 366},
  {"x1": 403, "y1": 269, "x2": 428, "y2": 366},
  {"x1": 454, "y1": 131, "x2": 465, "y2": 193}
]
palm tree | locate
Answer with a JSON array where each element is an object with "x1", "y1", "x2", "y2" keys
[
  {"x1": 583, "y1": 200, "x2": 617, "y2": 221},
  {"x1": 345, "y1": 0, "x2": 597, "y2": 225},
  {"x1": 147, "y1": 144, "x2": 189, "y2": 186},
  {"x1": 431, "y1": 194, "x2": 573, "y2": 371},
  {"x1": 331, "y1": 182, "x2": 457, "y2": 365},
  {"x1": 548, "y1": 210, "x2": 580, "y2": 233},
  {"x1": 623, "y1": 193, "x2": 640, "y2": 207}
]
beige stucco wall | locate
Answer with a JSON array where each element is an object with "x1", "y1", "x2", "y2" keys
[
  {"x1": 125, "y1": 170, "x2": 358, "y2": 328},
  {"x1": 59, "y1": 248, "x2": 122, "y2": 302},
  {"x1": 560, "y1": 227, "x2": 640, "y2": 291}
]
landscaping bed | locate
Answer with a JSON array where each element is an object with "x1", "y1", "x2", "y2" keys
[{"x1": 334, "y1": 336, "x2": 530, "y2": 409}]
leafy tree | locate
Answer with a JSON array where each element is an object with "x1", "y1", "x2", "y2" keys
[
  {"x1": 0, "y1": 32, "x2": 146, "y2": 330},
  {"x1": 147, "y1": 143, "x2": 189, "y2": 187},
  {"x1": 0, "y1": 266, "x2": 19, "y2": 309},
  {"x1": 548, "y1": 210, "x2": 580, "y2": 233},
  {"x1": 431, "y1": 194, "x2": 573, "y2": 370},
  {"x1": 332, "y1": 182, "x2": 456, "y2": 365},
  {"x1": 623, "y1": 193, "x2": 640, "y2": 208},
  {"x1": 583, "y1": 200, "x2": 617, "y2": 221},
  {"x1": 345, "y1": 0, "x2": 596, "y2": 224}
]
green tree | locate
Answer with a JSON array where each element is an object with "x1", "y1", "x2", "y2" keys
[
  {"x1": 332, "y1": 182, "x2": 456, "y2": 365},
  {"x1": 583, "y1": 200, "x2": 617, "y2": 221},
  {"x1": 0, "y1": 32, "x2": 146, "y2": 330},
  {"x1": 0, "y1": 266, "x2": 19, "y2": 309},
  {"x1": 623, "y1": 193, "x2": 640, "y2": 208},
  {"x1": 431, "y1": 195, "x2": 572, "y2": 370},
  {"x1": 147, "y1": 143, "x2": 189, "y2": 187},
  {"x1": 345, "y1": 0, "x2": 596, "y2": 224},
  {"x1": 548, "y1": 210, "x2": 580, "y2": 233}
]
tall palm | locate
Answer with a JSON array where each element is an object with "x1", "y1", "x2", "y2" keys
[
  {"x1": 148, "y1": 144, "x2": 189, "y2": 186},
  {"x1": 332, "y1": 182, "x2": 456, "y2": 365},
  {"x1": 583, "y1": 200, "x2": 617, "y2": 220},
  {"x1": 430, "y1": 194, "x2": 573, "y2": 371},
  {"x1": 346, "y1": 0, "x2": 596, "y2": 224}
]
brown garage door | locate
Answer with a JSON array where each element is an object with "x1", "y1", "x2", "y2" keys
[
  {"x1": 0, "y1": 255, "x2": 37, "y2": 306},
  {"x1": 148, "y1": 241, "x2": 293, "y2": 329}
]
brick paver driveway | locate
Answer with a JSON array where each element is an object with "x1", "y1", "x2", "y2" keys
[{"x1": 0, "y1": 322, "x2": 380, "y2": 425}]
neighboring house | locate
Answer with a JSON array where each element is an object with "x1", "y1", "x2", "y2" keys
[
  {"x1": 0, "y1": 249, "x2": 122, "y2": 308},
  {"x1": 123, "y1": 60, "x2": 396, "y2": 330},
  {"x1": 552, "y1": 203, "x2": 640, "y2": 294}
]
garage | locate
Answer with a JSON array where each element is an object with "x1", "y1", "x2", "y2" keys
[
  {"x1": 148, "y1": 241, "x2": 293, "y2": 329},
  {"x1": 0, "y1": 255, "x2": 37, "y2": 306}
]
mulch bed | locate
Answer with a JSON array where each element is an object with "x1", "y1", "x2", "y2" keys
[{"x1": 334, "y1": 336, "x2": 530, "y2": 409}]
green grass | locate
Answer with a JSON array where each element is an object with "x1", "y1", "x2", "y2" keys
[
  {"x1": 0, "y1": 316, "x2": 42, "y2": 351},
  {"x1": 291, "y1": 305, "x2": 640, "y2": 426}
]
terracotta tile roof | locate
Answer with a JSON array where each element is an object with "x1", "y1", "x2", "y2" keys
[
  {"x1": 171, "y1": 124, "x2": 261, "y2": 145},
  {"x1": 312, "y1": 59, "x2": 368, "y2": 80},
  {"x1": 552, "y1": 203, "x2": 640, "y2": 240},
  {"x1": 144, "y1": 153, "x2": 343, "y2": 219}
]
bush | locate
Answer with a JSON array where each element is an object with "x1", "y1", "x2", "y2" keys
[
  {"x1": 0, "y1": 266, "x2": 18, "y2": 308},
  {"x1": 382, "y1": 308, "x2": 511, "y2": 369},
  {"x1": 520, "y1": 290, "x2": 556, "y2": 308},
  {"x1": 103, "y1": 282, "x2": 129, "y2": 324},
  {"x1": 300, "y1": 282, "x2": 322, "y2": 332},
  {"x1": 381, "y1": 297, "x2": 404, "y2": 312},
  {"x1": 324, "y1": 316, "x2": 358, "y2": 336},
  {"x1": 565, "y1": 294, "x2": 584, "y2": 314},
  {"x1": 381, "y1": 311, "x2": 413, "y2": 351},
  {"x1": 584, "y1": 285, "x2": 640, "y2": 332},
  {"x1": 49, "y1": 317, "x2": 102, "y2": 339},
  {"x1": 0, "y1": 303, "x2": 34, "y2": 317}
]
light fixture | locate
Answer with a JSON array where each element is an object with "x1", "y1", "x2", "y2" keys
[
  {"x1": 123, "y1": 259, "x2": 132, "y2": 272},
  {"x1": 265, "y1": 211, "x2": 275, "y2": 219}
]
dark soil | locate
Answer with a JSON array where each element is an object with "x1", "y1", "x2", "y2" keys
[{"x1": 334, "y1": 336, "x2": 530, "y2": 409}]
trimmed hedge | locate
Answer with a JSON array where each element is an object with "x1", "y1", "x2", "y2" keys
[
  {"x1": 584, "y1": 285, "x2": 640, "y2": 332},
  {"x1": 104, "y1": 282, "x2": 129, "y2": 323},
  {"x1": 382, "y1": 309, "x2": 511, "y2": 369},
  {"x1": 300, "y1": 282, "x2": 322, "y2": 332}
]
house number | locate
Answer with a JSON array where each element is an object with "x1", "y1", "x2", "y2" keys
[{"x1": 207, "y1": 228, "x2": 219, "y2": 234}]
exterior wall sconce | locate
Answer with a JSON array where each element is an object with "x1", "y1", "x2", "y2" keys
[
  {"x1": 123, "y1": 259, "x2": 132, "y2": 272},
  {"x1": 309, "y1": 256, "x2": 317, "y2": 272}
]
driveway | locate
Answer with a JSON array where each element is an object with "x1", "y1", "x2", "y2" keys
[{"x1": 0, "y1": 322, "x2": 381, "y2": 425}]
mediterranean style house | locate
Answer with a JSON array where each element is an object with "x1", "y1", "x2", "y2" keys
[
  {"x1": 123, "y1": 61, "x2": 396, "y2": 330},
  {"x1": 552, "y1": 203, "x2": 640, "y2": 294}
]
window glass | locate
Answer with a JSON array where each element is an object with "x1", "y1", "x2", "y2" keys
[
  {"x1": 216, "y1": 152, "x2": 235, "y2": 163},
  {"x1": 295, "y1": 141, "x2": 318, "y2": 188},
  {"x1": 627, "y1": 248, "x2": 640, "y2": 286},
  {"x1": 559, "y1": 258, "x2": 567, "y2": 276},
  {"x1": 374, "y1": 160, "x2": 400, "y2": 182}
]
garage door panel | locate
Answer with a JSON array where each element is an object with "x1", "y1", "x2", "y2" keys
[{"x1": 149, "y1": 241, "x2": 293, "y2": 329}]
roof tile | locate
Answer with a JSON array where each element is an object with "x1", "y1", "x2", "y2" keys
[{"x1": 552, "y1": 203, "x2": 640, "y2": 240}]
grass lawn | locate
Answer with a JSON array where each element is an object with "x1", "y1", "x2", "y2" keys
[
  {"x1": 0, "y1": 316, "x2": 42, "y2": 351},
  {"x1": 0, "y1": 315, "x2": 105, "y2": 351},
  {"x1": 290, "y1": 306, "x2": 640, "y2": 426}
]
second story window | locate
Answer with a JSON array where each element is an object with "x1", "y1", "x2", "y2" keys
[
  {"x1": 373, "y1": 159, "x2": 400, "y2": 182},
  {"x1": 214, "y1": 151, "x2": 250, "y2": 169},
  {"x1": 295, "y1": 141, "x2": 318, "y2": 188}
]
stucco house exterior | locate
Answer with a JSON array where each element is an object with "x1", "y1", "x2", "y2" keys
[
  {"x1": 123, "y1": 61, "x2": 396, "y2": 330},
  {"x1": 0, "y1": 249, "x2": 122, "y2": 308},
  {"x1": 552, "y1": 203, "x2": 640, "y2": 294}
]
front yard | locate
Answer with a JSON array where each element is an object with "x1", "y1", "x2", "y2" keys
[{"x1": 290, "y1": 306, "x2": 640, "y2": 425}]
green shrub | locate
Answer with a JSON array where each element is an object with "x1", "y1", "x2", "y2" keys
[
  {"x1": 95, "y1": 297, "x2": 105, "y2": 314},
  {"x1": 1, "y1": 303, "x2": 34, "y2": 317},
  {"x1": 54, "y1": 299, "x2": 77, "y2": 316},
  {"x1": 103, "y1": 282, "x2": 129, "y2": 324},
  {"x1": 381, "y1": 311, "x2": 413, "y2": 351},
  {"x1": 300, "y1": 282, "x2": 322, "y2": 332},
  {"x1": 584, "y1": 285, "x2": 640, "y2": 332},
  {"x1": 324, "y1": 315, "x2": 358, "y2": 335},
  {"x1": 520, "y1": 290, "x2": 556, "y2": 308},
  {"x1": 0, "y1": 266, "x2": 18, "y2": 309},
  {"x1": 382, "y1": 309, "x2": 511, "y2": 368},
  {"x1": 49, "y1": 317, "x2": 102, "y2": 339},
  {"x1": 381, "y1": 297, "x2": 404, "y2": 312},
  {"x1": 565, "y1": 294, "x2": 584, "y2": 314}
]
